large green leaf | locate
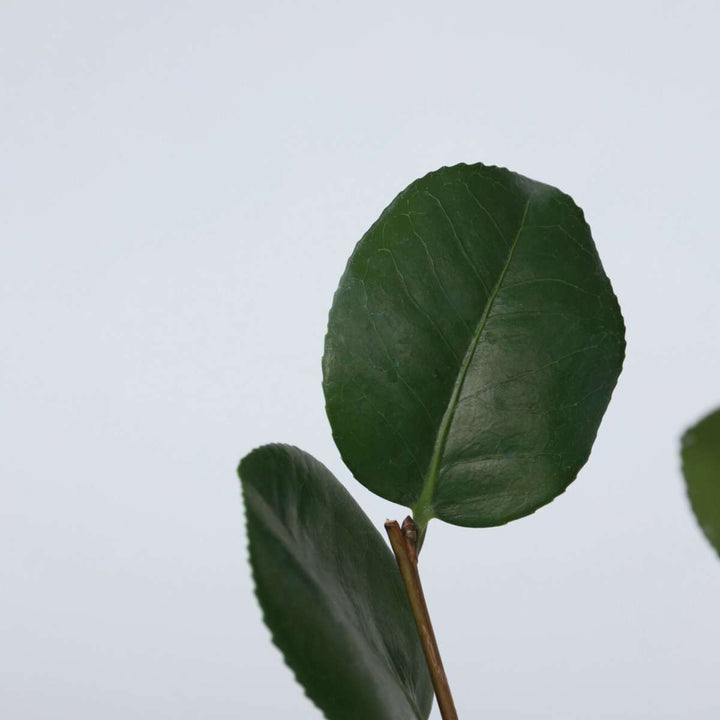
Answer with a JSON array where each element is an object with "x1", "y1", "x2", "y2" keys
[
  {"x1": 323, "y1": 163, "x2": 625, "y2": 529},
  {"x1": 239, "y1": 444, "x2": 433, "y2": 720},
  {"x1": 682, "y1": 408, "x2": 720, "y2": 558}
]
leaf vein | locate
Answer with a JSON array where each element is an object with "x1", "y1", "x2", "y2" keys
[
  {"x1": 413, "y1": 199, "x2": 531, "y2": 523},
  {"x1": 423, "y1": 190, "x2": 492, "y2": 296}
]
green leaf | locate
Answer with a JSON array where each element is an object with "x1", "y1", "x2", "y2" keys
[
  {"x1": 323, "y1": 163, "x2": 625, "y2": 529},
  {"x1": 682, "y1": 408, "x2": 720, "y2": 558},
  {"x1": 239, "y1": 444, "x2": 433, "y2": 720}
]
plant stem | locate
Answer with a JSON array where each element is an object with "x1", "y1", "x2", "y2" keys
[{"x1": 385, "y1": 517, "x2": 459, "y2": 720}]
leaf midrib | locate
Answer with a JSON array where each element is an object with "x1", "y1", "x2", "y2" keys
[{"x1": 413, "y1": 198, "x2": 531, "y2": 527}]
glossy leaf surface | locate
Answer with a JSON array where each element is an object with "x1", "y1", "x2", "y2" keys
[
  {"x1": 239, "y1": 444, "x2": 433, "y2": 720},
  {"x1": 682, "y1": 408, "x2": 720, "y2": 557},
  {"x1": 323, "y1": 163, "x2": 625, "y2": 528}
]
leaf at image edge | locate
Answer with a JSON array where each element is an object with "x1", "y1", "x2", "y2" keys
[
  {"x1": 239, "y1": 444, "x2": 433, "y2": 720},
  {"x1": 682, "y1": 408, "x2": 720, "y2": 558}
]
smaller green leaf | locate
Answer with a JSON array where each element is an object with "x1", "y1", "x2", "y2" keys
[
  {"x1": 239, "y1": 444, "x2": 433, "y2": 720},
  {"x1": 681, "y1": 408, "x2": 720, "y2": 557}
]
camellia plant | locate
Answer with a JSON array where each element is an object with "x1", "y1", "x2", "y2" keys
[{"x1": 239, "y1": 163, "x2": 626, "y2": 719}]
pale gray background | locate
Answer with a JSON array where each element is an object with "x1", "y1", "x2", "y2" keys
[{"x1": 2, "y1": 1, "x2": 719, "y2": 718}]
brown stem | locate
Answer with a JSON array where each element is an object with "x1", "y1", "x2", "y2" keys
[{"x1": 385, "y1": 517, "x2": 459, "y2": 720}]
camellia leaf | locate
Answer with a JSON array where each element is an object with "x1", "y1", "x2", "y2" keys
[
  {"x1": 681, "y1": 408, "x2": 720, "y2": 557},
  {"x1": 239, "y1": 444, "x2": 433, "y2": 720},
  {"x1": 323, "y1": 163, "x2": 625, "y2": 530}
]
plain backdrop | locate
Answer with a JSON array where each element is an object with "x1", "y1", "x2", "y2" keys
[{"x1": 2, "y1": 1, "x2": 720, "y2": 718}]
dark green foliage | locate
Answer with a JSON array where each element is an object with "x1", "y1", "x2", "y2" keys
[
  {"x1": 240, "y1": 444, "x2": 433, "y2": 720},
  {"x1": 240, "y1": 163, "x2": 626, "y2": 717},
  {"x1": 323, "y1": 163, "x2": 625, "y2": 528}
]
